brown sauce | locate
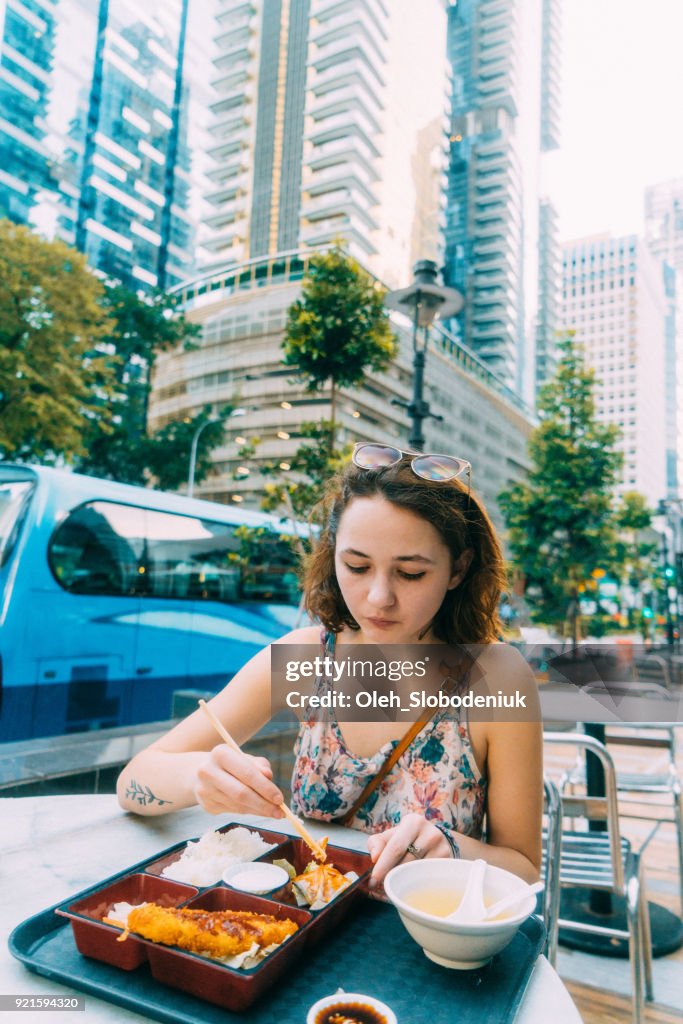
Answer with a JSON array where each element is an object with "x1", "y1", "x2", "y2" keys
[{"x1": 315, "y1": 1002, "x2": 388, "y2": 1024}]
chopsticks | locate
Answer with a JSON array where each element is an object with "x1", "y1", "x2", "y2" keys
[{"x1": 197, "y1": 699, "x2": 327, "y2": 862}]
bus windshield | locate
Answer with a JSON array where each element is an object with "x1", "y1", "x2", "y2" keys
[{"x1": 0, "y1": 477, "x2": 35, "y2": 568}]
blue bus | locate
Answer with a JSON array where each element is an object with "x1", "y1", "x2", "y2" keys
[{"x1": 0, "y1": 465, "x2": 305, "y2": 741}]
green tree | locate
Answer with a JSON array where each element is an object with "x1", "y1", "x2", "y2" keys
[
  {"x1": 233, "y1": 422, "x2": 351, "y2": 619},
  {"x1": 258, "y1": 419, "x2": 352, "y2": 523},
  {"x1": 79, "y1": 283, "x2": 203, "y2": 485},
  {"x1": 282, "y1": 244, "x2": 397, "y2": 445},
  {"x1": 612, "y1": 492, "x2": 658, "y2": 630},
  {"x1": 0, "y1": 220, "x2": 116, "y2": 461},
  {"x1": 614, "y1": 492, "x2": 656, "y2": 585},
  {"x1": 498, "y1": 335, "x2": 625, "y2": 643},
  {"x1": 145, "y1": 405, "x2": 231, "y2": 492}
]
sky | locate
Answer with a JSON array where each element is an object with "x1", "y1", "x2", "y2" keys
[{"x1": 548, "y1": 0, "x2": 683, "y2": 243}]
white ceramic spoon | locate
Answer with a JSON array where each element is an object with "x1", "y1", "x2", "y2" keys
[
  {"x1": 444, "y1": 858, "x2": 487, "y2": 923},
  {"x1": 483, "y1": 881, "x2": 544, "y2": 921}
]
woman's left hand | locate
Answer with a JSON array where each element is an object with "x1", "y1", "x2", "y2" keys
[{"x1": 366, "y1": 813, "x2": 453, "y2": 889}]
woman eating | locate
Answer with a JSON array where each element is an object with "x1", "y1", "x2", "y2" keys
[{"x1": 117, "y1": 442, "x2": 542, "y2": 887}]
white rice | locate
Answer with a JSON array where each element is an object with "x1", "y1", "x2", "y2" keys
[{"x1": 161, "y1": 827, "x2": 277, "y2": 887}]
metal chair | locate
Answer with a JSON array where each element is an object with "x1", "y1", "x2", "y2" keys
[
  {"x1": 560, "y1": 687, "x2": 683, "y2": 914},
  {"x1": 541, "y1": 774, "x2": 562, "y2": 966},
  {"x1": 544, "y1": 732, "x2": 653, "y2": 1024},
  {"x1": 602, "y1": 725, "x2": 683, "y2": 913}
]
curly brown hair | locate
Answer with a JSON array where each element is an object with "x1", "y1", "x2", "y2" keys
[{"x1": 303, "y1": 457, "x2": 506, "y2": 644}]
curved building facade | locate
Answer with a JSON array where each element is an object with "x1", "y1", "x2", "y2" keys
[{"x1": 149, "y1": 251, "x2": 534, "y2": 530}]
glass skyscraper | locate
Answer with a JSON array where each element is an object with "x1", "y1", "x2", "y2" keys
[
  {"x1": 0, "y1": 0, "x2": 214, "y2": 290},
  {"x1": 444, "y1": 0, "x2": 562, "y2": 403}
]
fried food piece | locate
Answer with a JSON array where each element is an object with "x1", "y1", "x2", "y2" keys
[
  {"x1": 292, "y1": 861, "x2": 353, "y2": 908},
  {"x1": 126, "y1": 903, "x2": 298, "y2": 959}
]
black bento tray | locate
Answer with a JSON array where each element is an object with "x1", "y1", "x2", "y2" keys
[{"x1": 9, "y1": 825, "x2": 546, "y2": 1024}]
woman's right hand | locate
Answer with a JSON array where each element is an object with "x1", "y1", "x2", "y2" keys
[{"x1": 193, "y1": 744, "x2": 286, "y2": 818}]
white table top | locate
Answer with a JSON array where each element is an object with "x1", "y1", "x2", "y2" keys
[{"x1": 1, "y1": 795, "x2": 582, "y2": 1023}]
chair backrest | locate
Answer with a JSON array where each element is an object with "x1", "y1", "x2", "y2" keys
[
  {"x1": 603, "y1": 723, "x2": 678, "y2": 769},
  {"x1": 633, "y1": 654, "x2": 672, "y2": 689},
  {"x1": 544, "y1": 731, "x2": 625, "y2": 890},
  {"x1": 542, "y1": 774, "x2": 562, "y2": 965}
]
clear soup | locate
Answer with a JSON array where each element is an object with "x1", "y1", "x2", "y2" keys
[{"x1": 404, "y1": 887, "x2": 512, "y2": 921}]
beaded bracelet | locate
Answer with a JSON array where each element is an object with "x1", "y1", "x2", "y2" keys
[{"x1": 434, "y1": 822, "x2": 462, "y2": 859}]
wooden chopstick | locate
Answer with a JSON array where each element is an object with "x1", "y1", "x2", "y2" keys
[
  {"x1": 198, "y1": 699, "x2": 241, "y2": 753},
  {"x1": 197, "y1": 699, "x2": 327, "y2": 861}
]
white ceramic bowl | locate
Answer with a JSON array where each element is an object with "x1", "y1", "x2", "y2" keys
[
  {"x1": 383, "y1": 858, "x2": 537, "y2": 970},
  {"x1": 221, "y1": 861, "x2": 289, "y2": 895},
  {"x1": 306, "y1": 992, "x2": 397, "y2": 1024}
]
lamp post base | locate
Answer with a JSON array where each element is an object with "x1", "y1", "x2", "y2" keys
[{"x1": 558, "y1": 887, "x2": 683, "y2": 957}]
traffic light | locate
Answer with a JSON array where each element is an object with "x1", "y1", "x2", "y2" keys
[
  {"x1": 642, "y1": 606, "x2": 654, "y2": 619},
  {"x1": 664, "y1": 566, "x2": 675, "y2": 579}
]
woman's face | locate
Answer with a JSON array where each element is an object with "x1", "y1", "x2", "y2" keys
[{"x1": 334, "y1": 495, "x2": 464, "y2": 643}]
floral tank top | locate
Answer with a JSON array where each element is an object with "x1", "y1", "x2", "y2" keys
[{"x1": 290, "y1": 633, "x2": 487, "y2": 838}]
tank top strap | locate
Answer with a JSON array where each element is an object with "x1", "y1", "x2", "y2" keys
[
  {"x1": 311, "y1": 629, "x2": 336, "y2": 698},
  {"x1": 319, "y1": 628, "x2": 336, "y2": 656}
]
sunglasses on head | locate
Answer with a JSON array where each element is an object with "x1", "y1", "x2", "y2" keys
[{"x1": 352, "y1": 442, "x2": 472, "y2": 497}]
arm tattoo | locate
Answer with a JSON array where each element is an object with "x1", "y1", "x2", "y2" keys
[{"x1": 125, "y1": 778, "x2": 173, "y2": 807}]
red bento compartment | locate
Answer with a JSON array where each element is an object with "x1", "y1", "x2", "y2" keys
[
  {"x1": 143, "y1": 823, "x2": 290, "y2": 882},
  {"x1": 143, "y1": 888, "x2": 312, "y2": 1011},
  {"x1": 55, "y1": 873, "x2": 198, "y2": 970},
  {"x1": 255, "y1": 839, "x2": 372, "y2": 940}
]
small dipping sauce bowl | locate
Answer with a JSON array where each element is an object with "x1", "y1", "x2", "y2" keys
[
  {"x1": 222, "y1": 862, "x2": 290, "y2": 895},
  {"x1": 306, "y1": 993, "x2": 397, "y2": 1024}
]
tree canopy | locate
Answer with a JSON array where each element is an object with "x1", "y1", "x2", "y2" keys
[
  {"x1": 0, "y1": 220, "x2": 115, "y2": 461},
  {"x1": 498, "y1": 335, "x2": 632, "y2": 637},
  {"x1": 78, "y1": 283, "x2": 203, "y2": 485},
  {"x1": 253, "y1": 419, "x2": 352, "y2": 525},
  {"x1": 282, "y1": 244, "x2": 397, "y2": 441},
  {"x1": 0, "y1": 219, "x2": 221, "y2": 490},
  {"x1": 145, "y1": 406, "x2": 231, "y2": 492}
]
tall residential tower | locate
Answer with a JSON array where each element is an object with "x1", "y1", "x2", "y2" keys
[{"x1": 202, "y1": 0, "x2": 450, "y2": 289}]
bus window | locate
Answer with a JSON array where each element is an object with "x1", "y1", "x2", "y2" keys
[
  {"x1": 231, "y1": 528, "x2": 301, "y2": 603},
  {"x1": 49, "y1": 502, "x2": 145, "y2": 595},
  {"x1": 142, "y1": 514, "x2": 301, "y2": 604},
  {"x1": 48, "y1": 501, "x2": 301, "y2": 604},
  {"x1": 0, "y1": 478, "x2": 35, "y2": 568},
  {"x1": 143, "y1": 509, "x2": 241, "y2": 601}
]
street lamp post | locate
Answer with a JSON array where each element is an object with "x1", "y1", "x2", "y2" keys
[
  {"x1": 187, "y1": 407, "x2": 248, "y2": 498},
  {"x1": 187, "y1": 417, "x2": 221, "y2": 498},
  {"x1": 385, "y1": 260, "x2": 464, "y2": 451}
]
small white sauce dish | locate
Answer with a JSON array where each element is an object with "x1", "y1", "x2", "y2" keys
[{"x1": 221, "y1": 861, "x2": 290, "y2": 895}]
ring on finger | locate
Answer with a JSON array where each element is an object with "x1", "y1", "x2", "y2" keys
[{"x1": 405, "y1": 842, "x2": 426, "y2": 860}]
